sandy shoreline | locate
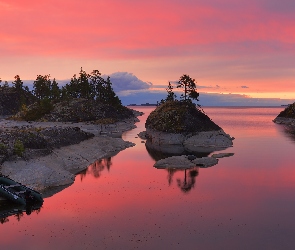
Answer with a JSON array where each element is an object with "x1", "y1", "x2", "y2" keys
[{"x1": 0, "y1": 112, "x2": 141, "y2": 194}]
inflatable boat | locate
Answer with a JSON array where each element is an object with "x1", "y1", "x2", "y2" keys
[{"x1": 0, "y1": 175, "x2": 43, "y2": 205}]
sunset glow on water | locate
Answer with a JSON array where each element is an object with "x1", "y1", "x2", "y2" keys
[{"x1": 1, "y1": 106, "x2": 295, "y2": 250}]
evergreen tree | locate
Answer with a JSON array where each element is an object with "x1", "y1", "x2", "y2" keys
[
  {"x1": 12, "y1": 75, "x2": 27, "y2": 109},
  {"x1": 176, "y1": 74, "x2": 199, "y2": 102},
  {"x1": 50, "y1": 78, "x2": 61, "y2": 101},
  {"x1": 165, "y1": 82, "x2": 177, "y2": 102},
  {"x1": 89, "y1": 70, "x2": 105, "y2": 101},
  {"x1": 78, "y1": 67, "x2": 91, "y2": 99},
  {"x1": 33, "y1": 75, "x2": 51, "y2": 100},
  {"x1": 12, "y1": 75, "x2": 24, "y2": 93},
  {"x1": 103, "y1": 76, "x2": 121, "y2": 106}
]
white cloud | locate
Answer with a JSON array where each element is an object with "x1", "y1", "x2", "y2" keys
[{"x1": 105, "y1": 72, "x2": 152, "y2": 92}]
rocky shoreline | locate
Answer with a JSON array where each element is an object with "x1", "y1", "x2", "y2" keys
[
  {"x1": 140, "y1": 128, "x2": 234, "y2": 153},
  {"x1": 0, "y1": 110, "x2": 142, "y2": 194},
  {"x1": 273, "y1": 117, "x2": 295, "y2": 126}
]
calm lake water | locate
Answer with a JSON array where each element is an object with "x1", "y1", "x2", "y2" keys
[{"x1": 1, "y1": 106, "x2": 295, "y2": 250}]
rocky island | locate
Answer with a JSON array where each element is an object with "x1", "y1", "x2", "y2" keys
[
  {"x1": 273, "y1": 103, "x2": 295, "y2": 126},
  {"x1": 139, "y1": 75, "x2": 234, "y2": 169}
]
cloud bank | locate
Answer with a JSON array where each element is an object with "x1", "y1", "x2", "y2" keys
[{"x1": 104, "y1": 72, "x2": 152, "y2": 92}]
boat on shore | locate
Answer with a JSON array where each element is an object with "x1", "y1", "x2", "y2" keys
[{"x1": 0, "y1": 175, "x2": 43, "y2": 205}]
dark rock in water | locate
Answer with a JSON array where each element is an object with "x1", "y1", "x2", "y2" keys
[
  {"x1": 153, "y1": 155, "x2": 219, "y2": 169},
  {"x1": 211, "y1": 153, "x2": 234, "y2": 158},
  {"x1": 273, "y1": 103, "x2": 295, "y2": 126},
  {"x1": 276, "y1": 103, "x2": 295, "y2": 119},
  {"x1": 143, "y1": 100, "x2": 234, "y2": 152}
]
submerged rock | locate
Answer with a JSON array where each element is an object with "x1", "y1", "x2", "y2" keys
[
  {"x1": 154, "y1": 155, "x2": 196, "y2": 169},
  {"x1": 191, "y1": 157, "x2": 218, "y2": 168},
  {"x1": 154, "y1": 155, "x2": 219, "y2": 169},
  {"x1": 211, "y1": 153, "x2": 235, "y2": 158}
]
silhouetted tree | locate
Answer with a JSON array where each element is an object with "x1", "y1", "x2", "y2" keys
[
  {"x1": 176, "y1": 74, "x2": 199, "y2": 102},
  {"x1": 12, "y1": 75, "x2": 27, "y2": 108},
  {"x1": 165, "y1": 81, "x2": 177, "y2": 102},
  {"x1": 50, "y1": 78, "x2": 61, "y2": 101},
  {"x1": 89, "y1": 70, "x2": 121, "y2": 106},
  {"x1": 12, "y1": 75, "x2": 24, "y2": 92},
  {"x1": 33, "y1": 75, "x2": 51, "y2": 100},
  {"x1": 78, "y1": 68, "x2": 91, "y2": 99},
  {"x1": 89, "y1": 69, "x2": 105, "y2": 100}
]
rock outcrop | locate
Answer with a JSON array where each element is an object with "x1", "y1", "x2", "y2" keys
[
  {"x1": 273, "y1": 103, "x2": 295, "y2": 126},
  {"x1": 141, "y1": 100, "x2": 234, "y2": 154},
  {"x1": 0, "y1": 126, "x2": 94, "y2": 163},
  {"x1": 0, "y1": 110, "x2": 141, "y2": 192},
  {"x1": 1, "y1": 136, "x2": 135, "y2": 191},
  {"x1": 154, "y1": 155, "x2": 219, "y2": 169},
  {"x1": 11, "y1": 98, "x2": 134, "y2": 123}
]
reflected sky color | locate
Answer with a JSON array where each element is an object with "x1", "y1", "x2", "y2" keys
[
  {"x1": 1, "y1": 106, "x2": 295, "y2": 249},
  {"x1": 0, "y1": 0, "x2": 294, "y2": 100}
]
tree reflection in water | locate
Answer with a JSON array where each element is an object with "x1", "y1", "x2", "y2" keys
[
  {"x1": 176, "y1": 168, "x2": 199, "y2": 193},
  {"x1": 79, "y1": 157, "x2": 113, "y2": 181},
  {"x1": 166, "y1": 167, "x2": 199, "y2": 193}
]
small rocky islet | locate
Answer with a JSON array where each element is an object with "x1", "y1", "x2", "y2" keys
[
  {"x1": 139, "y1": 100, "x2": 234, "y2": 169},
  {"x1": 273, "y1": 103, "x2": 295, "y2": 126}
]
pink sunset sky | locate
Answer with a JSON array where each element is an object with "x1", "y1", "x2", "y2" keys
[{"x1": 0, "y1": 0, "x2": 294, "y2": 105}]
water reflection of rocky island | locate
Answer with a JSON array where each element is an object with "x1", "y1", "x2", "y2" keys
[{"x1": 153, "y1": 153, "x2": 233, "y2": 193}]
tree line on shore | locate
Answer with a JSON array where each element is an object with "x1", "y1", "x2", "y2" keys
[{"x1": 0, "y1": 67, "x2": 122, "y2": 112}]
